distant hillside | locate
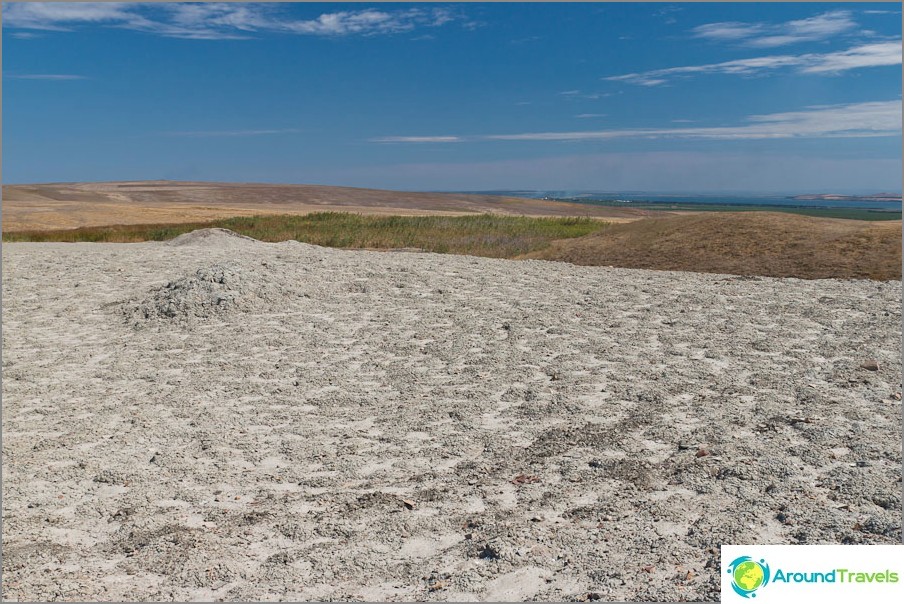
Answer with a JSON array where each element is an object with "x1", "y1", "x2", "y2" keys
[
  {"x1": 2, "y1": 181, "x2": 653, "y2": 231},
  {"x1": 522, "y1": 212, "x2": 902, "y2": 280}
]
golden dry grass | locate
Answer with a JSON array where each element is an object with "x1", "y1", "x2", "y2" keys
[
  {"x1": 1, "y1": 181, "x2": 649, "y2": 231},
  {"x1": 5, "y1": 182, "x2": 898, "y2": 280},
  {"x1": 522, "y1": 212, "x2": 902, "y2": 280}
]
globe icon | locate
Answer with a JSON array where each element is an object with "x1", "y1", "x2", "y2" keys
[{"x1": 733, "y1": 560, "x2": 765, "y2": 592}]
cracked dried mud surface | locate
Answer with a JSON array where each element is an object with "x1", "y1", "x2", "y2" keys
[{"x1": 2, "y1": 231, "x2": 901, "y2": 601}]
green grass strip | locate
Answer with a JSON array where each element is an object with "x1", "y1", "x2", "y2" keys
[{"x1": 3, "y1": 212, "x2": 608, "y2": 258}]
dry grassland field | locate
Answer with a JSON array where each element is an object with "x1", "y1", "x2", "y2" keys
[
  {"x1": 526, "y1": 212, "x2": 903, "y2": 281},
  {"x1": 2, "y1": 224, "x2": 901, "y2": 602},
  {"x1": 1, "y1": 181, "x2": 650, "y2": 232}
]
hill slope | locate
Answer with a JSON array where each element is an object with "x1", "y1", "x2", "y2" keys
[
  {"x1": 522, "y1": 212, "x2": 902, "y2": 280},
  {"x1": 2, "y1": 181, "x2": 651, "y2": 231}
]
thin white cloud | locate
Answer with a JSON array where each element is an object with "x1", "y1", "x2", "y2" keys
[
  {"x1": 558, "y1": 89, "x2": 611, "y2": 100},
  {"x1": 8, "y1": 73, "x2": 87, "y2": 80},
  {"x1": 2, "y1": 2, "x2": 463, "y2": 40},
  {"x1": 800, "y1": 41, "x2": 904, "y2": 73},
  {"x1": 329, "y1": 152, "x2": 902, "y2": 193},
  {"x1": 510, "y1": 35, "x2": 544, "y2": 45},
  {"x1": 489, "y1": 100, "x2": 902, "y2": 141},
  {"x1": 1, "y1": 2, "x2": 135, "y2": 31},
  {"x1": 575, "y1": 114, "x2": 607, "y2": 119},
  {"x1": 371, "y1": 100, "x2": 902, "y2": 144},
  {"x1": 693, "y1": 10, "x2": 858, "y2": 47},
  {"x1": 281, "y1": 8, "x2": 455, "y2": 36},
  {"x1": 163, "y1": 128, "x2": 302, "y2": 137},
  {"x1": 371, "y1": 136, "x2": 463, "y2": 144},
  {"x1": 604, "y1": 41, "x2": 901, "y2": 85},
  {"x1": 653, "y1": 5, "x2": 683, "y2": 25}
]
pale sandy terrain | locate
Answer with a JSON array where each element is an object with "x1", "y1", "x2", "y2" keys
[
  {"x1": 2, "y1": 182, "x2": 649, "y2": 231},
  {"x1": 2, "y1": 231, "x2": 901, "y2": 602}
]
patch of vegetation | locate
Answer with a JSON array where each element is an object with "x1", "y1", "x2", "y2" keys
[
  {"x1": 2, "y1": 212, "x2": 608, "y2": 258},
  {"x1": 523, "y1": 212, "x2": 902, "y2": 281}
]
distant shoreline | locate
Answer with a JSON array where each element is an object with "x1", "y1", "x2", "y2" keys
[
  {"x1": 453, "y1": 190, "x2": 904, "y2": 210},
  {"x1": 789, "y1": 193, "x2": 903, "y2": 202}
]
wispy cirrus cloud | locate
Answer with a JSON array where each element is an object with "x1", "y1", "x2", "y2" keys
[
  {"x1": 559, "y1": 90, "x2": 611, "y2": 100},
  {"x1": 652, "y1": 5, "x2": 683, "y2": 25},
  {"x1": 604, "y1": 41, "x2": 901, "y2": 86},
  {"x1": 2, "y1": 2, "x2": 464, "y2": 40},
  {"x1": 693, "y1": 10, "x2": 858, "y2": 47},
  {"x1": 7, "y1": 73, "x2": 87, "y2": 80},
  {"x1": 370, "y1": 100, "x2": 902, "y2": 144},
  {"x1": 277, "y1": 7, "x2": 456, "y2": 36},
  {"x1": 799, "y1": 41, "x2": 904, "y2": 73},
  {"x1": 163, "y1": 128, "x2": 302, "y2": 137},
  {"x1": 489, "y1": 100, "x2": 902, "y2": 141},
  {"x1": 328, "y1": 152, "x2": 902, "y2": 193},
  {"x1": 1, "y1": 2, "x2": 135, "y2": 30},
  {"x1": 370, "y1": 136, "x2": 463, "y2": 144}
]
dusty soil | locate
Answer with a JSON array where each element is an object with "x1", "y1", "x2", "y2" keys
[
  {"x1": 2, "y1": 230, "x2": 901, "y2": 602},
  {"x1": 523, "y1": 212, "x2": 903, "y2": 281},
  {"x1": 2, "y1": 181, "x2": 649, "y2": 231}
]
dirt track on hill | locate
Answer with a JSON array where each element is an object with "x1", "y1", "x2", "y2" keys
[{"x1": 2, "y1": 231, "x2": 901, "y2": 601}]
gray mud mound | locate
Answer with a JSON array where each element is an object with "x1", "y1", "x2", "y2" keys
[
  {"x1": 121, "y1": 262, "x2": 289, "y2": 326},
  {"x1": 166, "y1": 228, "x2": 260, "y2": 248}
]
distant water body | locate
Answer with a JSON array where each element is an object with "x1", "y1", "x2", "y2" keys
[{"x1": 464, "y1": 191, "x2": 903, "y2": 211}]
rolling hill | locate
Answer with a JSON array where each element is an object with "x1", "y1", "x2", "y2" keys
[
  {"x1": 1, "y1": 181, "x2": 652, "y2": 231},
  {"x1": 522, "y1": 212, "x2": 902, "y2": 280}
]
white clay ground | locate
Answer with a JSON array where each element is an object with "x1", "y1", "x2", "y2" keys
[{"x1": 2, "y1": 230, "x2": 901, "y2": 601}]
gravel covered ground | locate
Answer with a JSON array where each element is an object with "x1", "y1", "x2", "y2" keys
[{"x1": 2, "y1": 230, "x2": 901, "y2": 601}]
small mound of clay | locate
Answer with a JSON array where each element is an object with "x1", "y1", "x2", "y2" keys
[
  {"x1": 166, "y1": 228, "x2": 259, "y2": 248},
  {"x1": 122, "y1": 262, "x2": 288, "y2": 326}
]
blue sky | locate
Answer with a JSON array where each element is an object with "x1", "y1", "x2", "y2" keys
[{"x1": 3, "y1": 2, "x2": 902, "y2": 192}]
